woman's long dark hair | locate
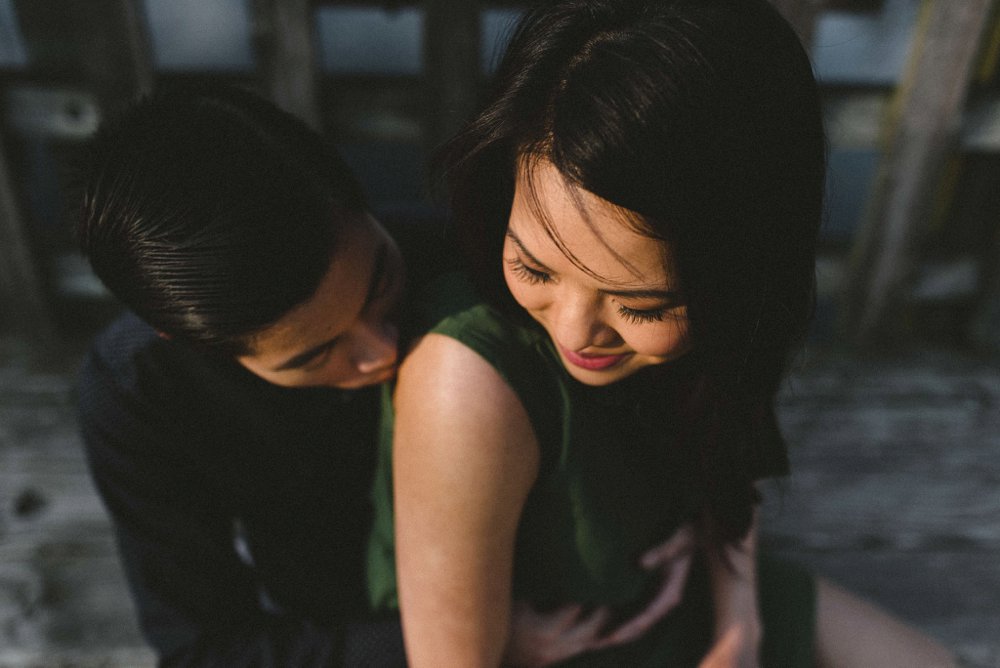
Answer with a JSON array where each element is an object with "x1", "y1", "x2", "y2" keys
[{"x1": 440, "y1": 0, "x2": 826, "y2": 544}]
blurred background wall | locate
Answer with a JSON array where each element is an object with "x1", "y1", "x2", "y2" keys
[{"x1": 1, "y1": 0, "x2": 1000, "y2": 352}]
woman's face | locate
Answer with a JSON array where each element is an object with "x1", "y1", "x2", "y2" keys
[{"x1": 503, "y1": 159, "x2": 690, "y2": 386}]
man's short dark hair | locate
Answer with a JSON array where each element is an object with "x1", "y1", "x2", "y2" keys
[{"x1": 78, "y1": 84, "x2": 368, "y2": 356}]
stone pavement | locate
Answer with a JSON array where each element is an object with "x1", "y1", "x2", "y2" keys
[{"x1": 0, "y1": 337, "x2": 997, "y2": 667}]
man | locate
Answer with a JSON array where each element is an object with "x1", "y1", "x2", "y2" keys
[
  {"x1": 77, "y1": 84, "x2": 428, "y2": 666},
  {"x1": 76, "y1": 85, "x2": 691, "y2": 667}
]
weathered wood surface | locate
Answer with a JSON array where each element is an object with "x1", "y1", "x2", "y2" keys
[
  {"x1": 841, "y1": 0, "x2": 996, "y2": 343},
  {"x1": 768, "y1": 0, "x2": 824, "y2": 48},
  {"x1": 763, "y1": 346, "x2": 1000, "y2": 667},
  {"x1": 13, "y1": 0, "x2": 153, "y2": 108},
  {"x1": 252, "y1": 0, "x2": 321, "y2": 130},
  {"x1": 0, "y1": 339, "x2": 154, "y2": 667},
  {"x1": 0, "y1": 338, "x2": 998, "y2": 666},
  {"x1": 424, "y1": 0, "x2": 481, "y2": 152},
  {"x1": 0, "y1": 136, "x2": 55, "y2": 344}
]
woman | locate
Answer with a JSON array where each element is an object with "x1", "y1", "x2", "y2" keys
[{"x1": 367, "y1": 0, "x2": 957, "y2": 665}]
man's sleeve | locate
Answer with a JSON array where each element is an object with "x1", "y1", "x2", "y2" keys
[{"x1": 76, "y1": 344, "x2": 405, "y2": 667}]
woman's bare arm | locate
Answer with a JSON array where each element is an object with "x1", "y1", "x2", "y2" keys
[{"x1": 393, "y1": 333, "x2": 541, "y2": 667}]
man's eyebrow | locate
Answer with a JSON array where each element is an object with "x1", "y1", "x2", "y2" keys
[
  {"x1": 508, "y1": 229, "x2": 681, "y2": 302},
  {"x1": 273, "y1": 239, "x2": 389, "y2": 372},
  {"x1": 274, "y1": 336, "x2": 341, "y2": 371},
  {"x1": 506, "y1": 229, "x2": 552, "y2": 271}
]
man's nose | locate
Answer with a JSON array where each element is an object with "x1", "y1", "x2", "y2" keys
[{"x1": 352, "y1": 320, "x2": 399, "y2": 373}]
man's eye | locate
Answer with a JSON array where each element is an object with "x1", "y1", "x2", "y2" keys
[{"x1": 301, "y1": 344, "x2": 335, "y2": 371}]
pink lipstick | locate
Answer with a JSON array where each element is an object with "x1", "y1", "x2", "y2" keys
[{"x1": 559, "y1": 346, "x2": 628, "y2": 371}]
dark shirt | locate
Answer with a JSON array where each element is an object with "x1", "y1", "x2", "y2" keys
[{"x1": 77, "y1": 219, "x2": 448, "y2": 666}]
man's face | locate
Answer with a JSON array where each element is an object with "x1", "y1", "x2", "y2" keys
[{"x1": 236, "y1": 214, "x2": 406, "y2": 389}]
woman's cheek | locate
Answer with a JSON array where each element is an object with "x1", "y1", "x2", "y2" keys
[
  {"x1": 503, "y1": 270, "x2": 535, "y2": 310},
  {"x1": 628, "y1": 318, "x2": 690, "y2": 359}
]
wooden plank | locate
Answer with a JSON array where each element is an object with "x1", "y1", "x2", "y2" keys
[
  {"x1": 0, "y1": 134, "x2": 55, "y2": 343},
  {"x1": 4, "y1": 0, "x2": 152, "y2": 345},
  {"x1": 81, "y1": 0, "x2": 154, "y2": 106},
  {"x1": 971, "y1": 277, "x2": 1000, "y2": 352},
  {"x1": 13, "y1": 0, "x2": 153, "y2": 106},
  {"x1": 1, "y1": 341, "x2": 999, "y2": 664},
  {"x1": 841, "y1": 0, "x2": 996, "y2": 343},
  {"x1": 769, "y1": 0, "x2": 824, "y2": 49},
  {"x1": 423, "y1": 0, "x2": 481, "y2": 152},
  {"x1": 251, "y1": 0, "x2": 321, "y2": 129},
  {"x1": 762, "y1": 348, "x2": 1000, "y2": 667},
  {"x1": 823, "y1": 90, "x2": 889, "y2": 148},
  {"x1": 0, "y1": 348, "x2": 150, "y2": 661}
]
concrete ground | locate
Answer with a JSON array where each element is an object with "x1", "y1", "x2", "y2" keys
[{"x1": 0, "y1": 336, "x2": 997, "y2": 667}]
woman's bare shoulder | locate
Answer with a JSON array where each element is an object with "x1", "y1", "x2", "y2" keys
[
  {"x1": 397, "y1": 332, "x2": 519, "y2": 412},
  {"x1": 394, "y1": 332, "x2": 538, "y2": 480}
]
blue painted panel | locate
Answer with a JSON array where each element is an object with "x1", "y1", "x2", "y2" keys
[
  {"x1": 316, "y1": 6, "x2": 422, "y2": 75},
  {"x1": 0, "y1": 0, "x2": 27, "y2": 68},
  {"x1": 142, "y1": 0, "x2": 254, "y2": 72},
  {"x1": 812, "y1": 0, "x2": 919, "y2": 85},
  {"x1": 823, "y1": 148, "x2": 882, "y2": 242}
]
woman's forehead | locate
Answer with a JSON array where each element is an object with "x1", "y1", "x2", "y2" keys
[{"x1": 510, "y1": 161, "x2": 672, "y2": 286}]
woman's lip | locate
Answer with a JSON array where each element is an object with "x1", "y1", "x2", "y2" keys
[{"x1": 558, "y1": 345, "x2": 628, "y2": 371}]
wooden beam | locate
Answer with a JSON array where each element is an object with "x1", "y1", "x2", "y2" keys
[
  {"x1": 423, "y1": 0, "x2": 481, "y2": 152},
  {"x1": 13, "y1": 0, "x2": 153, "y2": 106},
  {"x1": 251, "y1": 0, "x2": 321, "y2": 130},
  {"x1": 5, "y1": 0, "x2": 153, "y2": 344},
  {"x1": 0, "y1": 134, "x2": 55, "y2": 342},
  {"x1": 83, "y1": 0, "x2": 154, "y2": 106},
  {"x1": 841, "y1": 0, "x2": 996, "y2": 343},
  {"x1": 769, "y1": 0, "x2": 825, "y2": 49}
]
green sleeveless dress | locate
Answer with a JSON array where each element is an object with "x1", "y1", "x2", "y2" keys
[{"x1": 367, "y1": 272, "x2": 814, "y2": 666}]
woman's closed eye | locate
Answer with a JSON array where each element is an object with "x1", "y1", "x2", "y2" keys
[
  {"x1": 618, "y1": 304, "x2": 670, "y2": 324},
  {"x1": 506, "y1": 256, "x2": 553, "y2": 285},
  {"x1": 616, "y1": 303, "x2": 669, "y2": 324}
]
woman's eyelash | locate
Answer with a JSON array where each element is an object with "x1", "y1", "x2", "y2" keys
[
  {"x1": 617, "y1": 304, "x2": 667, "y2": 324},
  {"x1": 507, "y1": 257, "x2": 552, "y2": 284},
  {"x1": 507, "y1": 254, "x2": 674, "y2": 324}
]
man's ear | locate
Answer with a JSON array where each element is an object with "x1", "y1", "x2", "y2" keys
[{"x1": 156, "y1": 331, "x2": 172, "y2": 340}]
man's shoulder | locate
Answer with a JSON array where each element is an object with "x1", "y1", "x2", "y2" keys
[
  {"x1": 80, "y1": 310, "x2": 232, "y2": 412},
  {"x1": 82, "y1": 311, "x2": 159, "y2": 391},
  {"x1": 92, "y1": 310, "x2": 157, "y2": 357}
]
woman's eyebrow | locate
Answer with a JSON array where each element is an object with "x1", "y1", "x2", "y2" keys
[
  {"x1": 600, "y1": 286, "x2": 681, "y2": 301},
  {"x1": 506, "y1": 229, "x2": 552, "y2": 270},
  {"x1": 601, "y1": 288, "x2": 684, "y2": 306}
]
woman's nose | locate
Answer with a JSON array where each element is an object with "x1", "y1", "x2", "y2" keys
[
  {"x1": 352, "y1": 319, "x2": 399, "y2": 373},
  {"x1": 550, "y1": 294, "x2": 616, "y2": 351}
]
